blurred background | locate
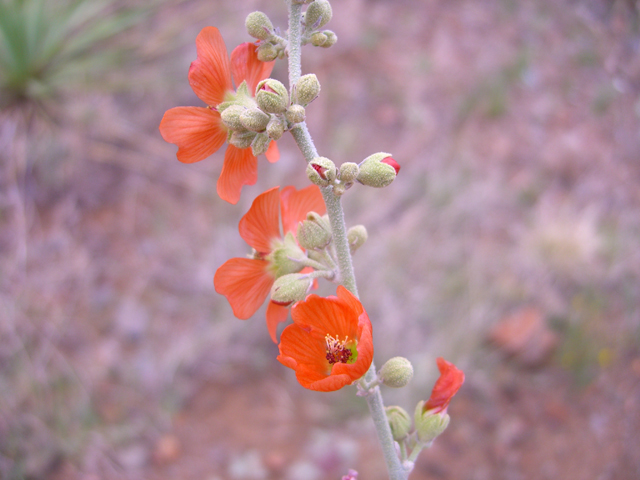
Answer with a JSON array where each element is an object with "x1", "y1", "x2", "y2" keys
[{"x1": 1, "y1": 0, "x2": 639, "y2": 478}]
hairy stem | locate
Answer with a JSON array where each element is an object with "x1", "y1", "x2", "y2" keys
[{"x1": 286, "y1": 2, "x2": 408, "y2": 478}]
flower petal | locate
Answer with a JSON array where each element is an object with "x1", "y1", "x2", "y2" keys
[
  {"x1": 280, "y1": 185, "x2": 326, "y2": 237},
  {"x1": 230, "y1": 42, "x2": 275, "y2": 95},
  {"x1": 266, "y1": 301, "x2": 290, "y2": 343},
  {"x1": 424, "y1": 357, "x2": 465, "y2": 413},
  {"x1": 214, "y1": 258, "x2": 273, "y2": 319},
  {"x1": 265, "y1": 140, "x2": 280, "y2": 163},
  {"x1": 238, "y1": 186, "x2": 281, "y2": 253},
  {"x1": 159, "y1": 106, "x2": 226, "y2": 163},
  {"x1": 188, "y1": 26, "x2": 233, "y2": 106},
  {"x1": 217, "y1": 145, "x2": 258, "y2": 204}
]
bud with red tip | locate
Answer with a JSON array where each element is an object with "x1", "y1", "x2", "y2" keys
[
  {"x1": 356, "y1": 152, "x2": 400, "y2": 188},
  {"x1": 306, "y1": 156, "x2": 337, "y2": 186}
]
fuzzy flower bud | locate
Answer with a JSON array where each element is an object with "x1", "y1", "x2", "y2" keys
[
  {"x1": 270, "y1": 273, "x2": 312, "y2": 306},
  {"x1": 378, "y1": 356, "x2": 414, "y2": 388},
  {"x1": 256, "y1": 79, "x2": 289, "y2": 114},
  {"x1": 310, "y1": 32, "x2": 328, "y2": 47},
  {"x1": 294, "y1": 74, "x2": 320, "y2": 106},
  {"x1": 240, "y1": 107, "x2": 271, "y2": 132},
  {"x1": 305, "y1": 0, "x2": 333, "y2": 29},
  {"x1": 257, "y1": 43, "x2": 278, "y2": 62},
  {"x1": 320, "y1": 30, "x2": 337, "y2": 48},
  {"x1": 245, "y1": 11, "x2": 274, "y2": 40},
  {"x1": 347, "y1": 225, "x2": 367, "y2": 254},
  {"x1": 266, "y1": 116, "x2": 285, "y2": 141},
  {"x1": 285, "y1": 104, "x2": 306, "y2": 124},
  {"x1": 306, "y1": 157, "x2": 337, "y2": 186},
  {"x1": 220, "y1": 104, "x2": 247, "y2": 131},
  {"x1": 385, "y1": 406, "x2": 412, "y2": 442},
  {"x1": 414, "y1": 401, "x2": 451, "y2": 444},
  {"x1": 229, "y1": 131, "x2": 257, "y2": 149},
  {"x1": 339, "y1": 162, "x2": 359, "y2": 184},
  {"x1": 251, "y1": 133, "x2": 271, "y2": 157},
  {"x1": 356, "y1": 152, "x2": 400, "y2": 188},
  {"x1": 297, "y1": 212, "x2": 332, "y2": 250}
]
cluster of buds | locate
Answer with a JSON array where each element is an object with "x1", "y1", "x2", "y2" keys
[
  {"x1": 306, "y1": 152, "x2": 400, "y2": 196},
  {"x1": 301, "y1": 0, "x2": 337, "y2": 48},
  {"x1": 245, "y1": 11, "x2": 287, "y2": 61}
]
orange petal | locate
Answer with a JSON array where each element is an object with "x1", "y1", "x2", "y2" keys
[
  {"x1": 188, "y1": 26, "x2": 233, "y2": 106},
  {"x1": 230, "y1": 42, "x2": 275, "y2": 95},
  {"x1": 266, "y1": 301, "x2": 289, "y2": 343},
  {"x1": 280, "y1": 185, "x2": 326, "y2": 236},
  {"x1": 424, "y1": 357, "x2": 465, "y2": 413},
  {"x1": 239, "y1": 186, "x2": 281, "y2": 253},
  {"x1": 217, "y1": 145, "x2": 258, "y2": 204},
  {"x1": 214, "y1": 258, "x2": 273, "y2": 319},
  {"x1": 265, "y1": 140, "x2": 279, "y2": 163},
  {"x1": 159, "y1": 107, "x2": 226, "y2": 163}
]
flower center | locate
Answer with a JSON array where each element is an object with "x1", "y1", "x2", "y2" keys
[{"x1": 325, "y1": 334, "x2": 355, "y2": 365}]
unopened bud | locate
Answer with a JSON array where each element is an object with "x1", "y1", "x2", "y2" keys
[
  {"x1": 320, "y1": 30, "x2": 337, "y2": 48},
  {"x1": 332, "y1": 183, "x2": 346, "y2": 196},
  {"x1": 339, "y1": 162, "x2": 359, "y2": 184},
  {"x1": 285, "y1": 104, "x2": 306, "y2": 124},
  {"x1": 270, "y1": 273, "x2": 312, "y2": 306},
  {"x1": 347, "y1": 225, "x2": 367, "y2": 254},
  {"x1": 266, "y1": 116, "x2": 285, "y2": 140},
  {"x1": 385, "y1": 406, "x2": 412, "y2": 442},
  {"x1": 257, "y1": 43, "x2": 278, "y2": 62},
  {"x1": 306, "y1": 156, "x2": 336, "y2": 186},
  {"x1": 229, "y1": 130, "x2": 257, "y2": 149},
  {"x1": 240, "y1": 107, "x2": 271, "y2": 132},
  {"x1": 357, "y1": 152, "x2": 400, "y2": 188},
  {"x1": 310, "y1": 32, "x2": 328, "y2": 47},
  {"x1": 378, "y1": 357, "x2": 414, "y2": 388},
  {"x1": 220, "y1": 104, "x2": 246, "y2": 131},
  {"x1": 294, "y1": 74, "x2": 320, "y2": 106},
  {"x1": 297, "y1": 212, "x2": 332, "y2": 250},
  {"x1": 414, "y1": 401, "x2": 451, "y2": 444},
  {"x1": 305, "y1": 0, "x2": 333, "y2": 29},
  {"x1": 251, "y1": 133, "x2": 271, "y2": 156},
  {"x1": 245, "y1": 11, "x2": 274, "y2": 40},
  {"x1": 256, "y1": 79, "x2": 289, "y2": 114}
]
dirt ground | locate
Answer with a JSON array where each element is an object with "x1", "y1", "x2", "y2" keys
[{"x1": 1, "y1": 0, "x2": 640, "y2": 479}]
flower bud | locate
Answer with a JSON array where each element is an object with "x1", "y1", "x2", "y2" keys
[
  {"x1": 229, "y1": 130, "x2": 257, "y2": 149},
  {"x1": 356, "y1": 152, "x2": 400, "y2": 188},
  {"x1": 256, "y1": 79, "x2": 289, "y2": 114},
  {"x1": 306, "y1": 156, "x2": 336, "y2": 186},
  {"x1": 285, "y1": 104, "x2": 306, "y2": 124},
  {"x1": 339, "y1": 162, "x2": 359, "y2": 184},
  {"x1": 267, "y1": 232, "x2": 306, "y2": 277},
  {"x1": 320, "y1": 30, "x2": 337, "y2": 48},
  {"x1": 251, "y1": 133, "x2": 271, "y2": 156},
  {"x1": 385, "y1": 406, "x2": 411, "y2": 442},
  {"x1": 245, "y1": 11, "x2": 274, "y2": 41},
  {"x1": 266, "y1": 116, "x2": 285, "y2": 141},
  {"x1": 257, "y1": 43, "x2": 278, "y2": 62},
  {"x1": 414, "y1": 400, "x2": 450, "y2": 444},
  {"x1": 347, "y1": 225, "x2": 367, "y2": 254},
  {"x1": 220, "y1": 104, "x2": 247, "y2": 131},
  {"x1": 310, "y1": 32, "x2": 328, "y2": 47},
  {"x1": 305, "y1": 0, "x2": 332, "y2": 29},
  {"x1": 294, "y1": 74, "x2": 320, "y2": 106},
  {"x1": 297, "y1": 212, "x2": 332, "y2": 250},
  {"x1": 240, "y1": 107, "x2": 271, "y2": 132},
  {"x1": 332, "y1": 183, "x2": 346, "y2": 196},
  {"x1": 270, "y1": 273, "x2": 312, "y2": 306},
  {"x1": 378, "y1": 357, "x2": 414, "y2": 388}
]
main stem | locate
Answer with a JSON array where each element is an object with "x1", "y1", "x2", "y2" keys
[{"x1": 286, "y1": 2, "x2": 408, "y2": 479}]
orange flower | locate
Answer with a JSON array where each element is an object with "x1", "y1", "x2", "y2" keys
[
  {"x1": 423, "y1": 357, "x2": 464, "y2": 414},
  {"x1": 214, "y1": 185, "x2": 326, "y2": 341},
  {"x1": 277, "y1": 286, "x2": 374, "y2": 392},
  {"x1": 159, "y1": 26, "x2": 279, "y2": 204}
]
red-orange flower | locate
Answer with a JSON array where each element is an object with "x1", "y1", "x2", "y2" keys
[
  {"x1": 214, "y1": 185, "x2": 326, "y2": 341},
  {"x1": 159, "y1": 26, "x2": 278, "y2": 204},
  {"x1": 423, "y1": 357, "x2": 465, "y2": 414},
  {"x1": 277, "y1": 286, "x2": 374, "y2": 392}
]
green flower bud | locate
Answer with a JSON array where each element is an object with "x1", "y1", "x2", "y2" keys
[
  {"x1": 304, "y1": 0, "x2": 332, "y2": 29},
  {"x1": 240, "y1": 107, "x2": 271, "y2": 132},
  {"x1": 270, "y1": 273, "x2": 312, "y2": 306},
  {"x1": 347, "y1": 225, "x2": 367, "y2": 254},
  {"x1": 266, "y1": 116, "x2": 285, "y2": 141},
  {"x1": 285, "y1": 104, "x2": 306, "y2": 124},
  {"x1": 356, "y1": 152, "x2": 400, "y2": 188},
  {"x1": 306, "y1": 156, "x2": 337, "y2": 186},
  {"x1": 257, "y1": 43, "x2": 278, "y2": 62},
  {"x1": 320, "y1": 30, "x2": 337, "y2": 48},
  {"x1": 310, "y1": 32, "x2": 328, "y2": 47},
  {"x1": 256, "y1": 79, "x2": 289, "y2": 114},
  {"x1": 245, "y1": 11, "x2": 274, "y2": 41},
  {"x1": 294, "y1": 74, "x2": 320, "y2": 106},
  {"x1": 385, "y1": 406, "x2": 412, "y2": 442},
  {"x1": 251, "y1": 133, "x2": 271, "y2": 156},
  {"x1": 267, "y1": 232, "x2": 306, "y2": 277},
  {"x1": 378, "y1": 357, "x2": 414, "y2": 388},
  {"x1": 229, "y1": 130, "x2": 257, "y2": 149},
  {"x1": 414, "y1": 400, "x2": 451, "y2": 444},
  {"x1": 220, "y1": 104, "x2": 247, "y2": 131},
  {"x1": 332, "y1": 183, "x2": 346, "y2": 196},
  {"x1": 297, "y1": 212, "x2": 332, "y2": 250},
  {"x1": 339, "y1": 162, "x2": 359, "y2": 184}
]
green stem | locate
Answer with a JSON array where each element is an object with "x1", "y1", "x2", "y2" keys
[{"x1": 286, "y1": 2, "x2": 407, "y2": 479}]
